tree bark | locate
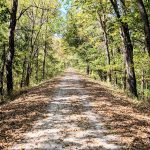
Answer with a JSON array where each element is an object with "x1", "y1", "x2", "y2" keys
[
  {"x1": 86, "y1": 63, "x2": 90, "y2": 75},
  {"x1": 0, "y1": 44, "x2": 6, "y2": 97},
  {"x1": 141, "y1": 69, "x2": 144, "y2": 97},
  {"x1": 122, "y1": 68, "x2": 127, "y2": 91},
  {"x1": 25, "y1": 46, "x2": 33, "y2": 87},
  {"x1": 110, "y1": 0, "x2": 138, "y2": 97},
  {"x1": 97, "y1": 69, "x2": 103, "y2": 80},
  {"x1": 6, "y1": 0, "x2": 18, "y2": 95},
  {"x1": 103, "y1": 28, "x2": 112, "y2": 82},
  {"x1": 42, "y1": 41, "x2": 47, "y2": 80},
  {"x1": 36, "y1": 49, "x2": 39, "y2": 82},
  {"x1": 137, "y1": 0, "x2": 150, "y2": 56},
  {"x1": 25, "y1": 62, "x2": 31, "y2": 87},
  {"x1": 20, "y1": 56, "x2": 27, "y2": 88},
  {"x1": 24, "y1": 10, "x2": 44, "y2": 86},
  {"x1": 114, "y1": 72, "x2": 118, "y2": 85},
  {"x1": 97, "y1": 10, "x2": 111, "y2": 82}
]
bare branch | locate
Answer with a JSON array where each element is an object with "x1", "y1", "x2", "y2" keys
[{"x1": 17, "y1": 5, "x2": 32, "y2": 21}]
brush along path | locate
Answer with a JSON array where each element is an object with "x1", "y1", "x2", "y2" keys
[{"x1": 1, "y1": 69, "x2": 150, "y2": 150}]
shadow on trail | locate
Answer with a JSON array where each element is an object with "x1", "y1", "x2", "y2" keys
[
  {"x1": 9, "y1": 71, "x2": 122, "y2": 150},
  {"x1": 1, "y1": 71, "x2": 149, "y2": 149},
  {"x1": 0, "y1": 79, "x2": 59, "y2": 149},
  {"x1": 82, "y1": 79, "x2": 150, "y2": 150}
]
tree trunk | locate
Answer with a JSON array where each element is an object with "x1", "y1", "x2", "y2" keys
[
  {"x1": 6, "y1": 0, "x2": 18, "y2": 95},
  {"x1": 110, "y1": 0, "x2": 138, "y2": 97},
  {"x1": 137, "y1": 0, "x2": 150, "y2": 56},
  {"x1": 24, "y1": 45, "x2": 34, "y2": 87},
  {"x1": 141, "y1": 69, "x2": 144, "y2": 97},
  {"x1": 97, "y1": 11, "x2": 111, "y2": 82},
  {"x1": 86, "y1": 63, "x2": 90, "y2": 75},
  {"x1": 122, "y1": 68, "x2": 127, "y2": 91},
  {"x1": 24, "y1": 10, "x2": 44, "y2": 86},
  {"x1": 0, "y1": 44, "x2": 6, "y2": 97},
  {"x1": 36, "y1": 49, "x2": 39, "y2": 82},
  {"x1": 115, "y1": 72, "x2": 118, "y2": 85},
  {"x1": 25, "y1": 62, "x2": 31, "y2": 87},
  {"x1": 104, "y1": 29, "x2": 111, "y2": 82},
  {"x1": 20, "y1": 56, "x2": 27, "y2": 88},
  {"x1": 42, "y1": 41, "x2": 47, "y2": 80},
  {"x1": 97, "y1": 69, "x2": 103, "y2": 80}
]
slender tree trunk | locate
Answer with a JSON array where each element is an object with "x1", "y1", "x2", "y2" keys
[
  {"x1": 110, "y1": 0, "x2": 138, "y2": 97},
  {"x1": 36, "y1": 49, "x2": 39, "y2": 82},
  {"x1": 6, "y1": 0, "x2": 18, "y2": 95},
  {"x1": 20, "y1": 56, "x2": 27, "y2": 88},
  {"x1": 42, "y1": 16, "x2": 48, "y2": 80},
  {"x1": 141, "y1": 69, "x2": 144, "y2": 97},
  {"x1": 24, "y1": 10, "x2": 44, "y2": 86},
  {"x1": 42, "y1": 41, "x2": 47, "y2": 80},
  {"x1": 97, "y1": 11, "x2": 111, "y2": 82},
  {"x1": 97, "y1": 69, "x2": 103, "y2": 80},
  {"x1": 98, "y1": 70, "x2": 107, "y2": 81},
  {"x1": 25, "y1": 63, "x2": 31, "y2": 87},
  {"x1": 115, "y1": 72, "x2": 118, "y2": 85},
  {"x1": 123, "y1": 68, "x2": 127, "y2": 91},
  {"x1": 0, "y1": 44, "x2": 6, "y2": 97},
  {"x1": 86, "y1": 63, "x2": 90, "y2": 75},
  {"x1": 25, "y1": 45, "x2": 34, "y2": 87},
  {"x1": 25, "y1": 48, "x2": 33, "y2": 87},
  {"x1": 137, "y1": 0, "x2": 150, "y2": 56},
  {"x1": 103, "y1": 29, "x2": 111, "y2": 82}
]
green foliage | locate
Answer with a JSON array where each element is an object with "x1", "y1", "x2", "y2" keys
[
  {"x1": 0, "y1": 0, "x2": 150, "y2": 100},
  {"x1": 62, "y1": 0, "x2": 150, "y2": 100},
  {"x1": 0, "y1": 0, "x2": 9, "y2": 23},
  {"x1": 0, "y1": 0, "x2": 67, "y2": 97}
]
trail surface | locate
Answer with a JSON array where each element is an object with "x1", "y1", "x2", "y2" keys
[
  {"x1": 10, "y1": 71, "x2": 121, "y2": 150},
  {"x1": 1, "y1": 69, "x2": 150, "y2": 150}
]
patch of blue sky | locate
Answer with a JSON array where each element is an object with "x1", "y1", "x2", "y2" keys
[{"x1": 59, "y1": 0, "x2": 72, "y2": 16}]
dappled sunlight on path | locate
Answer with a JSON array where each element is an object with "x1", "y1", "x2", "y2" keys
[{"x1": 10, "y1": 71, "x2": 122, "y2": 150}]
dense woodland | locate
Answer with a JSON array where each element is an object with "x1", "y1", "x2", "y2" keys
[
  {"x1": 0, "y1": 0, "x2": 65, "y2": 101},
  {"x1": 0, "y1": 0, "x2": 150, "y2": 101}
]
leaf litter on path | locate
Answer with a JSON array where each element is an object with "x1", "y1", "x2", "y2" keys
[{"x1": 1, "y1": 69, "x2": 150, "y2": 150}]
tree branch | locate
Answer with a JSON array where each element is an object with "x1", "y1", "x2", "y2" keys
[{"x1": 17, "y1": 5, "x2": 32, "y2": 21}]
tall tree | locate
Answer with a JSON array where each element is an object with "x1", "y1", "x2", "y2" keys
[
  {"x1": 6, "y1": 0, "x2": 18, "y2": 95},
  {"x1": 97, "y1": 1, "x2": 111, "y2": 82},
  {"x1": 137, "y1": 0, "x2": 150, "y2": 56},
  {"x1": 42, "y1": 17, "x2": 48, "y2": 80},
  {"x1": 0, "y1": 44, "x2": 6, "y2": 97},
  {"x1": 109, "y1": 0, "x2": 138, "y2": 97},
  {"x1": 25, "y1": 8, "x2": 44, "y2": 86}
]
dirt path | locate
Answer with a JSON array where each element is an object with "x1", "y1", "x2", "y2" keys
[
  {"x1": 9, "y1": 71, "x2": 122, "y2": 149},
  {"x1": 1, "y1": 69, "x2": 150, "y2": 149}
]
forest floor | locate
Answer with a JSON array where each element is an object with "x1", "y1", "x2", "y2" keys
[{"x1": 0, "y1": 69, "x2": 150, "y2": 150}]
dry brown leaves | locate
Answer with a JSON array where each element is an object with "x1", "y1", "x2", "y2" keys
[
  {"x1": 0, "y1": 72, "x2": 150, "y2": 150},
  {"x1": 82, "y1": 77, "x2": 150, "y2": 150},
  {"x1": 0, "y1": 78, "x2": 60, "y2": 149}
]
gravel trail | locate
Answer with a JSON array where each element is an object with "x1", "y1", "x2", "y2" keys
[{"x1": 10, "y1": 70, "x2": 122, "y2": 150}]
